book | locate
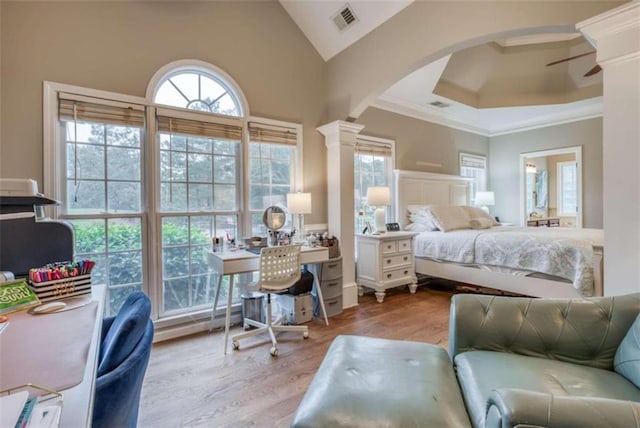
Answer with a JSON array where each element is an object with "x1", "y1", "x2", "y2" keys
[{"x1": 0, "y1": 279, "x2": 41, "y2": 315}]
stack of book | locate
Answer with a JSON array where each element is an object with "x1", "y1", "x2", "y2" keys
[
  {"x1": 0, "y1": 388, "x2": 62, "y2": 428},
  {"x1": 28, "y1": 260, "x2": 95, "y2": 302}
]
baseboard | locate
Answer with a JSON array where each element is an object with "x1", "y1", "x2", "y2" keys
[
  {"x1": 153, "y1": 313, "x2": 242, "y2": 343},
  {"x1": 342, "y1": 282, "x2": 359, "y2": 308}
]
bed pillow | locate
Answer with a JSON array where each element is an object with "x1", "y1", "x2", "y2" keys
[
  {"x1": 406, "y1": 205, "x2": 438, "y2": 231},
  {"x1": 426, "y1": 205, "x2": 472, "y2": 232},
  {"x1": 470, "y1": 217, "x2": 493, "y2": 229},
  {"x1": 462, "y1": 206, "x2": 499, "y2": 226},
  {"x1": 404, "y1": 222, "x2": 434, "y2": 233}
]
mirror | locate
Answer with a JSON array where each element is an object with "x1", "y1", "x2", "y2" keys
[
  {"x1": 520, "y1": 146, "x2": 582, "y2": 228},
  {"x1": 263, "y1": 205, "x2": 286, "y2": 230}
]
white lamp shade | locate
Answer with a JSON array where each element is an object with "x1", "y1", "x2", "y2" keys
[
  {"x1": 286, "y1": 192, "x2": 312, "y2": 214},
  {"x1": 475, "y1": 191, "x2": 495, "y2": 206},
  {"x1": 366, "y1": 187, "x2": 391, "y2": 206}
]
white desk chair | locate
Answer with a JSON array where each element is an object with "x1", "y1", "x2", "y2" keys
[{"x1": 231, "y1": 244, "x2": 308, "y2": 356}]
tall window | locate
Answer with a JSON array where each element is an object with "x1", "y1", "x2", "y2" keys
[
  {"x1": 460, "y1": 153, "x2": 487, "y2": 204},
  {"x1": 48, "y1": 63, "x2": 302, "y2": 326},
  {"x1": 557, "y1": 161, "x2": 577, "y2": 216},
  {"x1": 248, "y1": 121, "x2": 300, "y2": 236},
  {"x1": 354, "y1": 137, "x2": 394, "y2": 234},
  {"x1": 58, "y1": 94, "x2": 146, "y2": 313}
]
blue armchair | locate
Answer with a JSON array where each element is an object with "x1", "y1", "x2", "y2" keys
[{"x1": 93, "y1": 291, "x2": 154, "y2": 428}]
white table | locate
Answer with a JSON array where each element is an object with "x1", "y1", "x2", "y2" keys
[{"x1": 208, "y1": 246, "x2": 330, "y2": 354}]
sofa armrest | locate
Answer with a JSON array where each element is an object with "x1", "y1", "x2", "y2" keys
[
  {"x1": 485, "y1": 388, "x2": 640, "y2": 428},
  {"x1": 448, "y1": 293, "x2": 640, "y2": 369}
]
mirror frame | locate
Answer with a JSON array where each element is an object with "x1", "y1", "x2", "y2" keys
[
  {"x1": 519, "y1": 146, "x2": 582, "y2": 228},
  {"x1": 262, "y1": 205, "x2": 287, "y2": 231}
]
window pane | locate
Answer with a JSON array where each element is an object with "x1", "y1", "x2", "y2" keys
[
  {"x1": 214, "y1": 156, "x2": 236, "y2": 183},
  {"x1": 155, "y1": 81, "x2": 188, "y2": 109},
  {"x1": 108, "y1": 218, "x2": 142, "y2": 251},
  {"x1": 214, "y1": 140, "x2": 237, "y2": 155},
  {"x1": 163, "y1": 278, "x2": 189, "y2": 312},
  {"x1": 271, "y1": 160, "x2": 290, "y2": 185},
  {"x1": 107, "y1": 147, "x2": 140, "y2": 181},
  {"x1": 66, "y1": 122, "x2": 103, "y2": 144},
  {"x1": 162, "y1": 217, "x2": 189, "y2": 246},
  {"x1": 215, "y1": 215, "x2": 237, "y2": 239},
  {"x1": 108, "y1": 181, "x2": 141, "y2": 213},
  {"x1": 213, "y1": 93, "x2": 239, "y2": 116},
  {"x1": 170, "y1": 73, "x2": 199, "y2": 101},
  {"x1": 200, "y1": 75, "x2": 226, "y2": 103},
  {"x1": 188, "y1": 153, "x2": 213, "y2": 182},
  {"x1": 106, "y1": 125, "x2": 140, "y2": 147},
  {"x1": 213, "y1": 184, "x2": 236, "y2": 210},
  {"x1": 190, "y1": 216, "x2": 214, "y2": 245},
  {"x1": 161, "y1": 182, "x2": 187, "y2": 212},
  {"x1": 109, "y1": 250, "x2": 143, "y2": 286},
  {"x1": 163, "y1": 246, "x2": 189, "y2": 278},
  {"x1": 75, "y1": 144, "x2": 105, "y2": 179},
  {"x1": 67, "y1": 180, "x2": 105, "y2": 213},
  {"x1": 188, "y1": 184, "x2": 213, "y2": 211},
  {"x1": 188, "y1": 136, "x2": 212, "y2": 154},
  {"x1": 72, "y1": 219, "x2": 106, "y2": 254}
]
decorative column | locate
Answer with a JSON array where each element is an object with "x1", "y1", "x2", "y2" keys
[
  {"x1": 578, "y1": 2, "x2": 640, "y2": 296},
  {"x1": 317, "y1": 120, "x2": 365, "y2": 308}
]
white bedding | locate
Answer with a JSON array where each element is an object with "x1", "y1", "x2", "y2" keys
[{"x1": 414, "y1": 227, "x2": 603, "y2": 296}]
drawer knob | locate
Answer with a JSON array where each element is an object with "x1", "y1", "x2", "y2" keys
[
  {"x1": 387, "y1": 245, "x2": 392, "y2": 249},
  {"x1": 328, "y1": 264, "x2": 338, "y2": 268},
  {"x1": 404, "y1": 270, "x2": 409, "y2": 275},
  {"x1": 403, "y1": 256, "x2": 408, "y2": 261},
  {"x1": 386, "y1": 259, "x2": 391, "y2": 264},
  {"x1": 387, "y1": 273, "x2": 392, "y2": 279}
]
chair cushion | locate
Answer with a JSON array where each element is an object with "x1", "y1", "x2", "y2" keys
[
  {"x1": 614, "y1": 313, "x2": 640, "y2": 388},
  {"x1": 455, "y1": 351, "x2": 640, "y2": 428},
  {"x1": 97, "y1": 291, "x2": 151, "y2": 377}
]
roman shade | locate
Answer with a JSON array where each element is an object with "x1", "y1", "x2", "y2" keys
[
  {"x1": 156, "y1": 107, "x2": 242, "y2": 140},
  {"x1": 59, "y1": 93, "x2": 145, "y2": 127},
  {"x1": 249, "y1": 121, "x2": 298, "y2": 146}
]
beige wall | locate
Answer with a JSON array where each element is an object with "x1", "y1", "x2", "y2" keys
[
  {"x1": 490, "y1": 118, "x2": 603, "y2": 228},
  {"x1": 326, "y1": 1, "x2": 622, "y2": 120},
  {"x1": 356, "y1": 107, "x2": 490, "y2": 174},
  {"x1": 0, "y1": 1, "x2": 328, "y2": 224}
]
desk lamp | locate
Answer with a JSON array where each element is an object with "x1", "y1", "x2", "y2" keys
[
  {"x1": 366, "y1": 186, "x2": 390, "y2": 234},
  {"x1": 475, "y1": 191, "x2": 495, "y2": 214},
  {"x1": 286, "y1": 192, "x2": 311, "y2": 243}
]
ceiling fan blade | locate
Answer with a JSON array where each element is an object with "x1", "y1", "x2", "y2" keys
[
  {"x1": 584, "y1": 64, "x2": 602, "y2": 77},
  {"x1": 546, "y1": 51, "x2": 596, "y2": 66}
]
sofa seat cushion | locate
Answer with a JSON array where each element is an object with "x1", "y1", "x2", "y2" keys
[
  {"x1": 291, "y1": 335, "x2": 471, "y2": 428},
  {"x1": 455, "y1": 351, "x2": 640, "y2": 428}
]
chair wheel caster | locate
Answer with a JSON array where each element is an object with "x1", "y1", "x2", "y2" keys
[
  {"x1": 232, "y1": 340, "x2": 239, "y2": 350},
  {"x1": 270, "y1": 346, "x2": 278, "y2": 356},
  {"x1": 303, "y1": 332, "x2": 309, "y2": 339}
]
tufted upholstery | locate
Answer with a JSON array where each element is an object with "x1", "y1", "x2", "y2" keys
[
  {"x1": 449, "y1": 293, "x2": 640, "y2": 370},
  {"x1": 450, "y1": 293, "x2": 640, "y2": 428}
]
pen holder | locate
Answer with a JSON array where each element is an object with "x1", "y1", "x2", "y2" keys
[{"x1": 28, "y1": 274, "x2": 92, "y2": 302}]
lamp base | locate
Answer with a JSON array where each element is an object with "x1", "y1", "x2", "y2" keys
[
  {"x1": 373, "y1": 207, "x2": 386, "y2": 234},
  {"x1": 480, "y1": 206, "x2": 490, "y2": 214}
]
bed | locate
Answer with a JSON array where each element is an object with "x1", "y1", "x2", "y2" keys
[{"x1": 393, "y1": 170, "x2": 604, "y2": 298}]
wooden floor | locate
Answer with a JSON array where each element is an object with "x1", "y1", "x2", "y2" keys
[{"x1": 138, "y1": 286, "x2": 455, "y2": 428}]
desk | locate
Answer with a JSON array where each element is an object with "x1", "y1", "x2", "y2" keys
[
  {"x1": 0, "y1": 284, "x2": 106, "y2": 427},
  {"x1": 208, "y1": 246, "x2": 330, "y2": 354}
]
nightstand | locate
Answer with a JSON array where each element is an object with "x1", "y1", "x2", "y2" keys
[{"x1": 356, "y1": 231, "x2": 418, "y2": 303}]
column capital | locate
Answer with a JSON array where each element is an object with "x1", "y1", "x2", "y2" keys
[
  {"x1": 317, "y1": 120, "x2": 365, "y2": 148},
  {"x1": 577, "y1": 2, "x2": 640, "y2": 65}
]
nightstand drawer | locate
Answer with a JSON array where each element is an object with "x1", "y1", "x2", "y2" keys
[
  {"x1": 382, "y1": 253, "x2": 412, "y2": 269},
  {"x1": 382, "y1": 266, "x2": 413, "y2": 282},
  {"x1": 397, "y1": 239, "x2": 412, "y2": 252},
  {"x1": 320, "y1": 278, "x2": 342, "y2": 299},
  {"x1": 382, "y1": 241, "x2": 398, "y2": 254},
  {"x1": 321, "y1": 259, "x2": 342, "y2": 281}
]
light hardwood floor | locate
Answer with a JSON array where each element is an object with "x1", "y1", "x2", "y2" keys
[{"x1": 139, "y1": 286, "x2": 455, "y2": 428}]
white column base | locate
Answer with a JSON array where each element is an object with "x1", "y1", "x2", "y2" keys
[{"x1": 342, "y1": 282, "x2": 359, "y2": 309}]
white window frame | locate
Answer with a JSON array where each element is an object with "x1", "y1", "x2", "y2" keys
[
  {"x1": 43, "y1": 62, "x2": 304, "y2": 333},
  {"x1": 459, "y1": 152, "x2": 487, "y2": 205},
  {"x1": 557, "y1": 160, "x2": 578, "y2": 217}
]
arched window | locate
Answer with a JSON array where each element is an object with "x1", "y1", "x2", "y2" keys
[{"x1": 154, "y1": 70, "x2": 242, "y2": 116}]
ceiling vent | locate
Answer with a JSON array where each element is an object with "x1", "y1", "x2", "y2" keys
[
  {"x1": 429, "y1": 101, "x2": 451, "y2": 108},
  {"x1": 332, "y1": 4, "x2": 358, "y2": 32}
]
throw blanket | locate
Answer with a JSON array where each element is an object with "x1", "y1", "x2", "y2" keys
[{"x1": 414, "y1": 227, "x2": 603, "y2": 296}]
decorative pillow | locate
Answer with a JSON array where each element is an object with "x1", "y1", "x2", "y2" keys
[
  {"x1": 426, "y1": 205, "x2": 472, "y2": 232},
  {"x1": 404, "y1": 222, "x2": 434, "y2": 233},
  {"x1": 406, "y1": 205, "x2": 438, "y2": 231},
  {"x1": 462, "y1": 206, "x2": 499, "y2": 226},
  {"x1": 470, "y1": 217, "x2": 493, "y2": 229},
  {"x1": 614, "y1": 313, "x2": 640, "y2": 388}
]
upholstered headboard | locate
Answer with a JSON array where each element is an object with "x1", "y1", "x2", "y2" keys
[{"x1": 393, "y1": 170, "x2": 473, "y2": 228}]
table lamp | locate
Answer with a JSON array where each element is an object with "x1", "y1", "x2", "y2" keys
[
  {"x1": 286, "y1": 192, "x2": 311, "y2": 243},
  {"x1": 475, "y1": 191, "x2": 495, "y2": 214},
  {"x1": 366, "y1": 186, "x2": 391, "y2": 234}
]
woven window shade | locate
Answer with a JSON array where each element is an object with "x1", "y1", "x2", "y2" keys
[
  {"x1": 59, "y1": 93, "x2": 145, "y2": 127},
  {"x1": 249, "y1": 122, "x2": 297, "y2": 146},
  {"x1": 157, "y1": 116, "x2": 242, "y2": 140},
  {"x1": 355, "y1": 140, "x2": 392, "y2": 157},
  {"x1": 460, "y1": 154, "x2": 486, "y2": 169}
]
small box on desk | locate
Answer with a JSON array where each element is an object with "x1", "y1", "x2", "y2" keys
[
  {"x1": 277, "y1": 293, "x2": 313, "y2": 325},
  {"x1": 28, "y1": 274, "x2": 92, "y2": 302}
]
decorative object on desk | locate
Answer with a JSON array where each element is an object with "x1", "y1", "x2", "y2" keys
[
  {"x1": 287, "y1": 192, "x2": 312, "y2": 244},
  {"x1": 28, "y1": 260, "x2": 94, "y2": 302},
  {"x1": 0, "y1": 279, "x2": 41, "y2": 315},
  {"x1": 263, "y1": 205, "x2": 287, "y2": 246},
  {"x1": 244, "y1": 236, "x2": 267, "y2": 250},
  {"x1": 366, "y1": 186, "x2": 391, "y2": 234},
  {"x1": 385, "y1": 222, "x2": 401, "y2": 232},
  {"x1": 475, "y1": 191, "x2": 495, "y2": 214},
  {"x1": 319, "y1": 234, "x2": 340, "y2": 259}
]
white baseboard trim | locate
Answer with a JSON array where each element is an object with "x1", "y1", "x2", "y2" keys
[
  {"x1": 342, "y1": 282, "x2": 359, "y2": 308},
  {"x1": 153, "y1": 313, "x2": 242, "y2": 343}
]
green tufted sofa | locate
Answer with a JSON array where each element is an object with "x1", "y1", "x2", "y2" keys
[
  {"x1": 450, "y1": 293, "x2": 640, "y2": 428},
  {"x1": 292, "y1": 293, "x2": 640, "y2": 428}
]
